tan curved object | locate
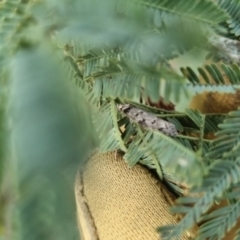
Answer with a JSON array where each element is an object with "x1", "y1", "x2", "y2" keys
[
  {"x1": 190, "y1": 90, "x2": 240, "y2": 114},
  {"x1": 75, "y1": 151, "x2": 194, "y2": 240}
]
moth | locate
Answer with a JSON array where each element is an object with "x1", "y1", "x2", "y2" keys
[{"x1": 117, "y1": 104, "x2": 178, "y2": 137}]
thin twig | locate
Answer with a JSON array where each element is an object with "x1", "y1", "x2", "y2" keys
[
  {"x1": 117, "y1": 104, "x2": 178, "y2": 137},
  {"x1": 209, "y1": 35, "x2": 240, "y2": 64}
]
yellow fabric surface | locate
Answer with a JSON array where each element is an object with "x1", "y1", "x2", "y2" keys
[{"x1": 75, "y1": 151, "x2": 194, "y2": 240}]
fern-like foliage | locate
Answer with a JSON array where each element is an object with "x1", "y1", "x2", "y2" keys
[
  {"x1": 207, "y1": 111, "x2": 240, "y2": 160},
  {"x1": 89, "y1": 58, "x2": 188, "y2": 102},
  {"x1": 125, "y1": 130, "x2": 204, "y2": 184},
  {"x1": 93, "y1": 100, "x2": 127, "y2": 152},
  {"x1": 63, "y1": 1, "x2": 240, "y2": 239},
  {"x1": 58, "y1": 0, "x2": 240, "y2": 238},
  {"x1": 181, "y1": 63, "x2": 240, "y2": 93},
  {"x1": 159, "y1": 107, "x2": 240, "y2": 239},
  {"x1": 64, "y1": 44, "x2": 190, "y2": 104},
  {"x1": 2, "y1": 0, "x2": 240, "y2": 239},
  {"x1": 131, "y1": 0, "x2": 228, "y2": 25},
  {"x1": 196, "y1": 200, "x2": 240, "y2": 240},
  {"x1": 218, "y1": 0, "x2": 240, "y2": 38},
  {"x1": 159, "y1": 157, "x2": 240, "y2": 239},
  {"x1": 93, "y1": 98, "x2": 219, "y2": 186}
]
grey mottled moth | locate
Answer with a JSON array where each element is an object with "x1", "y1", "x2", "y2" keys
[{"x1": 117, "y1": 104, "x2": 177, "y2": 137}]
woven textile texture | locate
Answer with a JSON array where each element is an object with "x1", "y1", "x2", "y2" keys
[{"x1": 75, "y1": 151, "x2": 194, "y2": 240}]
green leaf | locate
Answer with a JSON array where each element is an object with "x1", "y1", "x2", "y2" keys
[
  {"x1": 10, "y1": 45, "x2": 94, "y2": 240},
  {"x1": 130, "y1": 0, "x2": 229, "y2": 25},
  {"x1": 159, "y1": 158, "x2": 240, "y2": 240}
]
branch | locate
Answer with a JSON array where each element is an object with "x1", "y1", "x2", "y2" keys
[
  {"x1": 209, "y1": 35, "x2": 240, "y2": 64},
  {"x1": 117, "y1": 104, "x2": 178, "y2": 137}
]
